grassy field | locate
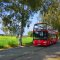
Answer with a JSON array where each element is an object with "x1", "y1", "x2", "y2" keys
[
  {"x1": 22, "y1": 37, "x2": 33, "y2": 46},
  {"x1": 0, "y1": 36, "x2": 33, "y2": 48}
]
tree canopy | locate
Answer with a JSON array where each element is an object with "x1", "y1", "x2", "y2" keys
[
  {"x1": 0, "y1": 0, "x2": 45, "y2": 45},
  {"x1": 43, "y1": 0, "x2": 60, "y2": 32},
  {"x1": 0, "y1": 0, "x2": 44, "y2": 34}
]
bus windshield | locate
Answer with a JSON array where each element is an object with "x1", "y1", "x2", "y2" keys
[{"x1": 33, "y1": 31, "x2": 48, "y2": 40}]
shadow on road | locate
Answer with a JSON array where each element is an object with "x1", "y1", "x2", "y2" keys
[{"x1": 55, "y1": 41, "x2": 60, "y2": 47}]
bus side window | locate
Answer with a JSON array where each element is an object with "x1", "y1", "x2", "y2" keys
[{"x1": 51, "y1": 34, "x2": 56, "y2": 39}]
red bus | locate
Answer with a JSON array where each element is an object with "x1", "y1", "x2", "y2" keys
[{"x1": 33, "y1": 23, "x2": 58, "y2": 46}]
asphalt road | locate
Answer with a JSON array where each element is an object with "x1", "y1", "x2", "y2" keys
[{"x1": 0, "y1": 41, "x2": 60, "y2": 60}]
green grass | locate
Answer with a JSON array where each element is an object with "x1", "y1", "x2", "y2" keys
[
  {"x1": 22, "y1": 37, "x2": 33, "y2": 46},
  {"x1": 0, "y1": 36, "x2": 19, "y2": 48},
  {"x1": 0, "y1": 36, "x2": 33, "y2": 48}
]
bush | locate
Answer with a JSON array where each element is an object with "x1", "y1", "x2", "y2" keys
[{"x1": 28, "y1": 31, "x2": 33, "y2": 37}]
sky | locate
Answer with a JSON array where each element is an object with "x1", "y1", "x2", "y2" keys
[{"x1": 0, "y1": 18, "x2": 2, "y2": 28}]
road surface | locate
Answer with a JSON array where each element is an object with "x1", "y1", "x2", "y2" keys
[{"x1": 0, "y1": 41, "x2": 60, "y2": 60}]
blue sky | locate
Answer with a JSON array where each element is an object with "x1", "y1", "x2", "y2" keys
[{"x1": 0, "y1": 18, "x2": 2, "y2": 28}]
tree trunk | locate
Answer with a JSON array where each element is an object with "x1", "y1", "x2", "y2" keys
[
  {"x1": 19, "y1": 3, "x2": 24, "y2": 46},
  {"x1": 19, "y1": 24, "x2": 23, "y2": 46},
  {"x1": 19, "y1": 13, "x2": 24, "y2": 46}
]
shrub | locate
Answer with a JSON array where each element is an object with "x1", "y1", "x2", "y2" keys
[{"x1": 28, "y1": 31, "x2": 33, "y2": 37}]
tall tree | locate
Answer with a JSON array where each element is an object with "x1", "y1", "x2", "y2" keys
[
  {"x1": 0, "y1": 0, "x2": 45, "y2": 46},
  {"x1": 43, "y1": 0, "x2": 60, "y2": 32}
]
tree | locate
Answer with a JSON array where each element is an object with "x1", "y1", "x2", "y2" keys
[
  {"x1": 28, "y1": 31, "x2": 33, "y2": 37},
  {"x1": 43, "y1": 0, "x2": 60, "y2": 32},
  {"x1": 0, "y1": 0, "x2": 45, "y2": 46}
]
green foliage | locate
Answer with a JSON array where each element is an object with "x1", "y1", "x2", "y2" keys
[
  {"x1": 23, "y1": 0, "x2": 43, "y2": 11},
  {"x1": 28, "y1": 31, "x2": 33, "y2": 37},
  {"x1": 1, "y1": 0, "x2": 44, "y2": 28},
  {"x1": 2, "y1": 0, "x2": 11, "y2": 2},
  {"x1": 43, "y1": 0, "x2": 60, "y2": 32},
  {"x1": 0, "y1": 0, "x2": 44, "y2": 45},
  {"x1": 0, "y1": 0, "x2": 2, "y2": 2},
  {"x1": 2, "y1": 17, "x2": 11, "y2": 26}
]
